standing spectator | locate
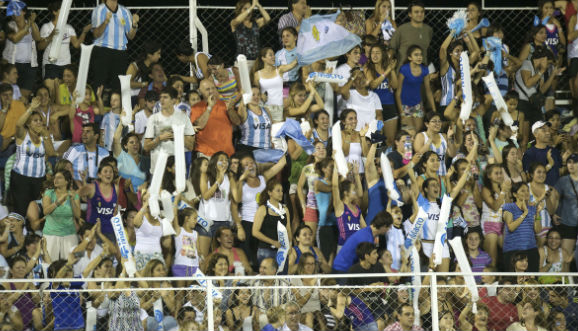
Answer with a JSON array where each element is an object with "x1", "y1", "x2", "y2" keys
[
  {"x1": 143, "y1": 87, "x2": 195, "y2": 173},
  {"x1": 568, "y1": 11, "x2": 578, "y2": 98},
  {"x1": 277, "y1": 0, "x2": 309, "y2": 37},
  {"x1": 338, "y1": 68, "x2": 383, "y2": 131},
  {"x1": 481, "y1": 164, "x2": 510, "y2": 267},
  {"x1": 133, "y1": 90, "x2": 157, "y2": 141},
  {"x1": 514, "y1": 46, "x2": 564, "y2": 125},
  {"x1": 502, "y1": 182, "x2": 544, "y2": 272},
  {"x1": 332, "y1": 211, "x2": 392, "y2": 277},
  {"x1": 0, "y1": 83, "x2": 26, "y2": 167},
  {"x1": 554, "y1": 154, "x2": 578, "y2": 259},
  {"x1": 190, "y1": 79, "x2": 240, "y2": 157},
  {"x1": 42, "y1": 170, "x2": 80, "y2": 261},
  {"x1": 0, "y1": 64, "x2": 23, "y2": 104},
  {"x1": 99, "y1": 91, "x2": 121, "y2": 152},
  {"x1": 464, "y1": 230, "x2": 492, "y2": 283},
  {"x1": 364, "y1": 44, "x2": 398, "y2": 145},
  {"x1": 2, "y1": 2, "x2": 40, "y2": 100},
  {"x1": 523, "y1": 121, "x2": 563, "y2": 186},
  {"x1": 126, "y1": 41, "x2": 162, "y2": 102},
  {"x1": 231, "y1": 0, "x2": 271, "y2": 63},
  {"x1": 237, "y1": 87, "x2": 273, "y2": 152},
  {"x1": 481, "y1": 278, "x2": 519, "y2": 331},
  {"x1": 112, "y1": 119, "x2": 147, "y2": 192},
  {"x1": 365, "y1": 0, "x2": 397, "y2": 45},
  {"x1": 208, "y1": 56, "x2": 242, "y2": 104},
  {"x1": 396, "y1": 45, "x2": 436, "y2": 132},
  {"x1": 90, "y1": 0, "x2": 140, "y2": 91},
  {"x1": 175, "y1": 39, "x2": 211, "y2": 84},
  {"x1": 78, "y1": 162, "x2": 118, "y2": 242},
  {"x1": 276, "y1": 27, "x2": 300, "y2": 89},
  {"x1": 63, "y1": 123, "x2": 109, "y2": 183},
  {"x1": 390, "y1": 1, "x2": 433, "y2": 68},
  {"x1": 10, "y1": 98, "x2": 56, "y2": 218},
  {"x1": 39, "y1": 1, "x2": 91, "y2": 90},
  {"x1": 252, "y1": 178, "x2": 292, "y2": 264}
]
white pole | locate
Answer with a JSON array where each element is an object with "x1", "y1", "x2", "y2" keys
[
  {"x1": 206, "y1": 280, "x2": 215, "y2": 331},
  {"x1": 391, "y1": 0, "x2": 395, "y2": 20},
  {"x1": 431, "y1": 274, "x2": 440, "y2": 331}
]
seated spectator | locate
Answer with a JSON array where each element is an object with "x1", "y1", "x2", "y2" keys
[
  {"x1": 383, "y1": 303, "x2": 424, "y2": 331},
  {"x1": 547, "y1": 287, "x2": 578, "y2": 330},
  {"x1": 289, "y1": 252, "x2": 320, "y2": 328},
  {"x1": 463, "y1": 230, "x2": 492, "y2": 283},
  {"x1": 47, "y1": 254, "x2": 85, "y2": 331},
  {"x1": 548, "y1": 310, "x2": 567, "y2": 331},
  {"x1": 138, "y1": 259, "x2": 178, "y2": 331},
  {"x1": 137, "y1": 63, "x2": 166, "y2": 107},
  {"x1": 225, "y1": 284, "x2": 259, "y2": 331},
  {"x1": 261, "y1": 306, "x2": 285, "y2": 331},
  {"x1": 0, "y1": 284, "x2": 24, "y2": 330},
  {"x1": 252, "y1": 258, "x2": 293, "y2": 328},
  {"x1": 458, "y1": 301, "x2": 490, "y2": 331},
  {"x1": 207, "y1": 226, "x2": 252, "y2": 276},
  {"x1": 280, "y1": 301, "x2": 313, "y2": 331},
  {"x1": 286, "y1": 224, "x2": 331, "y2": 274},
  {"x1": 481, "y1": 278, "x2": 519, "y2": 331},
  {"x1": 71, "y1": 222, "x2": 116, "y2": 278},
  {"x1": 507, "y1": 298, "x2": 547, "y2": 331},
  {"x1": 126, "y1": 40, "x2": 162, "y2": 103},
  {"x1": 0, "y1": 214, "x2": 26, "y2": 260}
]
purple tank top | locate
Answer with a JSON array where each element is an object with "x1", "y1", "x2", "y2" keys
[
  {"x1": 344, "y1": 296, "x2": 375, "y2": 328},
  {"x1": 10, "y1": 283, "x2": 34, "y2": 328},
  {"x1": 86, "y1": 181, "x2": 117, "y2": 234},
  {"x1": 336, "y1": 204, "x2": 361, "y2": 245}
]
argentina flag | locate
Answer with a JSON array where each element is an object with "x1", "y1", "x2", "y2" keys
[{"x1": 297, "y1": 11, "x2": 362, "y2": 65}]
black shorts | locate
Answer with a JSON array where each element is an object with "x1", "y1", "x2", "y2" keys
[
  {"x1": 43, "y1": 64, "x2": 65, "y2": 80},
  {"x1": 568, "y1": 58, "x2": 578, "y2": 78},
  {"x1": 15, "y1": 62, "x2": 38, "y2": 91},
  {"x1": 557, "y1": 223, "x2": 578, "y2": 240},
  {"x1": 382, "y1": 103, "x2": 399, "y2": 122}
]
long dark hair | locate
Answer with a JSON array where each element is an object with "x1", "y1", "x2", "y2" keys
[
  {"x1": 250, "y1": 47, "x2": 274, "y2": 85},
  {"x1": 403, "y1": 44, "x2": 422, "y2": 65},
  {"x1": 414, "y1": 151, "x2": 438, "y2": 175},
  {"x1": 207, "y1": 151, "x2": 229, "y2": 187},
  {"x1": 258, "y1": 178, "x2": 282, "y2": 206},
  {"x1": 482, "y1": 163, "x2": 503, "y2": 196},
  {"x1": 365, "y1": 44, "x2": 391, "y2": 79}
]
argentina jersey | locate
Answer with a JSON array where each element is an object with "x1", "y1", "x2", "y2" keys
[{"x1": 92, "y1": 4, "x2": 132, "y2": 50}]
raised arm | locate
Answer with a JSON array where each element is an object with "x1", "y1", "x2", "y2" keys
[
  {"x1": 331, "y1": 161, "x2": 344, "y2": 216},
  {"x1": 263, "y1": 154, "x2": 287, "y2": 180}
]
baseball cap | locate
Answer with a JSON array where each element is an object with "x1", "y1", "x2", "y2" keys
[
  {"x1": 531, "y1": 121, "x2": 551, "y2": 134},
  {"x1": 568, "y1": 154, "x2": 578, "y2": 163}
]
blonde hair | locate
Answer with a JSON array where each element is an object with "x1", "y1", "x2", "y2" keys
[{"x1": 371, "y1": 0, "x2": 392, "y2": 20}]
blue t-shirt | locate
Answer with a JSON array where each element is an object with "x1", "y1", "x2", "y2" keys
[
  {"x1": 50, "y1": 281, "x2": 85, "y2": 330},
  {"x1": 502, "y1": 203, "x2": 537, "y2": 252},
  {"x1": 275, "y1": 47, "x2": 299, "y2": 82},
  {"x1": 522, "y1": 146, "x2": 562, "y2": 186},
  {"x1": 399, "y1": 63, "x2": 428, "y2": 107},
  {"x1": 555, "y1": 175, "x2": 578, "y2": 227},
  {"x1": 372, "y1": 78, "x2": 395, "y2": 105},
  {"x1": 333, "y1": 227, "x2": 374, "y2": 272},
  {"x1": 344, "y1": 296, "x2": 376, "y2": 328},
  {"x1": 366, "y1": 179, "x2": 387, "y2": 225}
]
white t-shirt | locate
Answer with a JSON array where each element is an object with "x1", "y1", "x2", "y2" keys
[
  {"x1": 144, "y1": 109, "x2": 195, "y2": 173},
  {"x1": 2, "y1": 21, "x2": 37, "y2": 66},
  {"x1": 335, "y1": 63, "x2": 352, "y2": 114},
  {"x1": 40, "y1": 22, "x2": 76, "y2": 66},
  {"x1": 134, "y1": 109, "x2": 150, "y2": 135},
  {"x1": 71, "y1": 244, "x2": 103, "y2": 277},
  {"x1": 345, "y1": 90, "x2": 381, "y2": 131}
]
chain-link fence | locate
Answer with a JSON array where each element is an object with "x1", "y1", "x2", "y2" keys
[
  {"x1": 1, "y1": 273, "x2": 576, "y2": 331},
  {"x1": 24, "y1": 5, "x2": 544, "y2": 75}
]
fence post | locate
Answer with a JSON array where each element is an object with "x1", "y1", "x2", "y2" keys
[
  {"x1": 430, "y1": 273, "x2": 440, "y2": 331},
  {"x1": 391, "y1": 0, "x2": 396, "y2": 20},
  {"x1": 206, "y1": 278, "x2": 215, "y2": 331}
]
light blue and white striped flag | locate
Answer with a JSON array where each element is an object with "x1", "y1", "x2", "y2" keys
[{"x1": 297, "y1": 11, "x2": 361, "y2": 65}]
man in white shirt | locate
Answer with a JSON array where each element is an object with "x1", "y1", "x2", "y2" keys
[
  {"x1": 143, "y1": 87, "x2": 195, "y2": 173},
  {"x1": 280, "y1": 301, "x2": 313, "y2": 331}
]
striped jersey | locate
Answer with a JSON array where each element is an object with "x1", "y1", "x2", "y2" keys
[
  {"x1": 13, "y1": 133, "x2": 46, "y2": 178},
  {"x1": 440, "y1": 65, "x2": 456, "y2": 106},
  {"x1": 239, "y1": 107, "x2": 271, "y2": 148},
  {"x1": 63, "y1": 144, "x2": 110, "y2": 180},
  {"x1": 213, "y1": 68, "x2": 240, "y2": 102},
  {"x1": 422, "y1": 132, "x2": 448, "y2": 176},
  {"x1": 275, "y1": 47, "x2": 299, "y2": 82},
  {"x1": 91, "y1": 4, "x2": 133, "y2": 50}
]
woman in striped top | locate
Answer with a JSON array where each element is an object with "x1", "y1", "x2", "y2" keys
[
  {"x1": 237, "y1": 86, "x2": 272, "y2": 151},
  {"x1": 208, "y1": 56, "x2": 242, "y2": 104},
  {"x1": 10, "y1": 97, "x2": 56, "y2": 218}
]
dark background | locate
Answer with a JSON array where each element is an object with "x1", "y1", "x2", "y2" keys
[{"x1": 24, "y1": 0, "x2": 538, "y2": 8}]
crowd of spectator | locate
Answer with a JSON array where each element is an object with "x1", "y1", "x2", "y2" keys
[{"x1": 0, "y1": 0, "x2": 578, "y2": 330}]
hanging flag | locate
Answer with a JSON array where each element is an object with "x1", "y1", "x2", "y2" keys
[{"x1": 297, "y1": 11, "x2": 361, "y2": 65}]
